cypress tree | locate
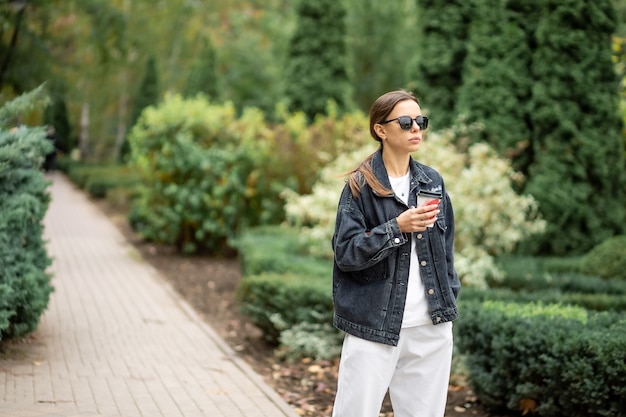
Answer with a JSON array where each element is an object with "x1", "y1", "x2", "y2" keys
[
  {"x1": 183, "y1": 36, "x2": 219, "y2": 99},
  {"x1": 121, "y1": 55, "x2": 159, "y2": 161},
  {"x1": 0, "y1": 87, "x2": 53, "y2": 340},
  {"x1": 456, "y1": 0, "x2": 539, "y2": 172},
  {"x1": 346, "y1": 0, "x2": 417, "y2": 111},
  {"x1": 43, "y1": 94, "x2": 72, "y2": 154},
  {"x1": 526, "y1": 0, "x2": 625, "y2": 254},
  {"x1": 410, "y1": 0, "x2": 473, "y2": 128},
  {"x1": 284, "y1": 0, "x2": 351, "y2": 121}
]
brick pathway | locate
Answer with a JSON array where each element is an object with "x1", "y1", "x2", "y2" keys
[{"x1": 0, "y1": 173, "x2": 298, "y2": 417}]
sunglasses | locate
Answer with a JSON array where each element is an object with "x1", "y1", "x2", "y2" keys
[{"x1": 381, "y1": 115, "x2": 429, "y2": 131}]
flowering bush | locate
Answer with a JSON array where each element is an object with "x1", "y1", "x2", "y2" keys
[{"x1": 283, "y1": 124, "x2": 546, "y2": 288}]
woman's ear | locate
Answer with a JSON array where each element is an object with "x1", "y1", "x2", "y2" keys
[{"x1": 373, "y1": 124, "x2": 386, "y2": 140}]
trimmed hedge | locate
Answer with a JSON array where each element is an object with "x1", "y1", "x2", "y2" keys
[
  {"x1": 460, "y1": 287, "x2": 626, "y2": 312},
  {"x1": 456, "y1": 301, "x2": 626, "y2": 417},
  {"x1": 64, "y1": 162, "x2": 140, "y2": 199},
  {"x1": 233, "y1": 225, "x2": 331, "y2": 277},
  {"x1": 236, "y1": 272, "x2": 332, "y2": 344},
  {"x1": 494, "y1": 255, "x2": 626, "y2": 294},
  {"x1": 580, "y1": 235, "x2": 626, "y2": 280},
  {"x1": 0, "y1": 90, "x2": 54, "y2": 341}
]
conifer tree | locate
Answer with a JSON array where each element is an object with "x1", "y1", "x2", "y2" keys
[
  {"x1": 0, "y1": 87, "x2": 53, "y2": 340},
  {"x1": 410, "y1": 0, "x2": 473, "y2": 128},
  {"x1": 525, "y1": 0, "x2": 625, "y2": 254},
  {"x1": 456, "y1": 0, "x2": 539, "y2": 172},
  {"x1": 183, "y1": 36, "x2": 219, "y2": 99},
  {"x1": 121, "y1": 55, "x2": 159, "y2": 161},
  {"x1": 284, "y1": 0, "x2": 351, "y2": 121},
  {"x1": 44, "y1": 93, "x2": 73, "y2": 154}
]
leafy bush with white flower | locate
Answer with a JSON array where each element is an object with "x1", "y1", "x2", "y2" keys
[{"x1": 283, "y1": 125, "x2": 546, "y2": 288}]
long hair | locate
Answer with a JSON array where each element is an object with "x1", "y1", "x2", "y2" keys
[{"x1": 347, "y1": 90, "x2": 420, "y2": 197}]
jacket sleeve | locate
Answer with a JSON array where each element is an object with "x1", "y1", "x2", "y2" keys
[
  {"x1": 443, "y1": 191, "x2": 461, "y2": 298},
  {"x1": 332, "y1": 186, "x2": 405, "y2": 272}
]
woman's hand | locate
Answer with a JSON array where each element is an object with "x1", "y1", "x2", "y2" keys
[{"x1": 397, "y1": 203, "x2": 439, "y2": 232}]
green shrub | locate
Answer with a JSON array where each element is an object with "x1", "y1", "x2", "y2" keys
[
  {"x1": 128, "y1": 95, "x2": 288, "y2": 254},
  {"x1": 64, "y1": 163, "x2": 140, "y2": 199},
  {"x1": 456, "y1": 301, "x2": 626, "y2": 416},
  {"x1": 580, "y1": 235, "x2": 626, "y2": 280},
  {"x1": 84, "y1": 171, "x2": 139, "y2": 199},
  {"x1": 127, "y1": 94, "x2": 373, "y2": 255},
  {"x1": 233, "y1": 225, "x2": 331, "y2": 277},
  {"x1": 495, "y1": 255, "x2": 626, "y2": 294},
  {"x1": 235, "y1": 226, "x2": 336, "y2": 357},
  {"x1": 0, "y1": 88, "x2": 53, "y2": 341},
  {"x1": 276, "y1": 322, "x2": 343, "y2": 362},
  {"x1": 236, "y1": 272, "x2": 333, "y2": 345},
  {"x1": 460, "y1": 287, "x2": 626, "y2": 312}
]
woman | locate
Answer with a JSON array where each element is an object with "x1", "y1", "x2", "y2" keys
[{"x1": 331, "y1": 90, "x2": 460, "y2": 417}]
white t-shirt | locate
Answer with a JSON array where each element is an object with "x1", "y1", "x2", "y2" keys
[{"x1": 388, "y1": 173, "x2": 431, "y2": 327}]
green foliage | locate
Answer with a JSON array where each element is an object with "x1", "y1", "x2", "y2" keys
[
  {"x1": 456, "y1": 0, "x2": 538, "y2": 172},
  {"x1": 217, "y1": 7, "x2": 293, "y2": 115},
  {"x1": 284, "y1": 0, "x2": 352, "y2": 120},
  {"x1": 410, "y1": 0, "x2": 473, "y2": 128},
  {"x1": 131, "y1": 54, "x2": 161, "y2": 123},
  {"x1": 456, "y1": 301, "x2": 626, "y2": 416},
  {"x1": 122, "y1": 55, "x2": 160, "y2": 161},
  {"x1": 345, "y1": 0, "x2": 418, "y2": 110},
  {"x1": 494, "y1": 255, "x2": 626, "y2": 293},
  {"x1": 0, "y1": 92, "x2": 53, "y2": 341},
  {"x1": 415, "y1": 0, "x2": 625, "y2": 256},
  {"x1": 461, "y1": 287, "x2": 626, "y2": 312},
  {"x1": 0, "y1": 85, "x2": 49, "y2": 125},
  {"x1": 235, "y1": 226, "x2": 337, "y2": 355},
  {"x1": 277, "y1": 322, "x2": 343, "y2": 361},
  {"x1": 43, "y1": 92, "x2": 73, "y2": 154},
  {"x1": 127, "y1": 95, "x2": 284, "y2": 254},
  {"x1": 126, "y1": 94, "x2": 375, "y2": 255},
  {"x1": 525, "y1": 0, "x2": 625, "y2": 255},
  {"x1": 237, "y1": 272, "x2": 333, "y2": 345},
  {"x1": 580, "y1": 235, "x2": 626, "y2": 280},
  {"x1": 234, "y1": 226, "x2": 332, "y2": 278},
  {"x1": 183, "y1": 36, "x2": 219, "y2": 99},
  {"x1": 0, "y1": 2, "x2": 52, "y2": 93},
  {"x1": 64, "y1": 162, "x2": 140, "y2": 199}
]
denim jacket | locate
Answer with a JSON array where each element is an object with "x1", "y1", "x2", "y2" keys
[{"x1": 332, "y1": 149, "x2": 460, "y2": 346}]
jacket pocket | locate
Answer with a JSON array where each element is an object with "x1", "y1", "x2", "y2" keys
[
  {"x1": 350, "y1": 259, "x2": 389, "y2": 282},
  {"x1": 433, "y1": 218, "x2": 448, "y2": 257}
]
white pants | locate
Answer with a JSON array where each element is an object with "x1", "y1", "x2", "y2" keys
[{"x1": 332, "y1": 322, "x2": 453, "y2": 417}]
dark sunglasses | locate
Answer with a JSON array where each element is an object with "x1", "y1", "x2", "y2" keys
[{"x1": 381, "y1": 115, "x2": 429, "y2": 131}]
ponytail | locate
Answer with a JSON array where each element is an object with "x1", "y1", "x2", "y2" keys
[{"x1": 346, "y1": 148, "x2": 393, "y2": 198}]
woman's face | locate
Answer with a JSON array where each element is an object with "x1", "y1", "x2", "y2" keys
[{"x1": 374, "y1": 99, "x2": 424, "y2": 155}]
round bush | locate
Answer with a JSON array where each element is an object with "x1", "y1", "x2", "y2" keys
[{"x1": 580, "y1": 235, "x2": 626, "y2": 280}]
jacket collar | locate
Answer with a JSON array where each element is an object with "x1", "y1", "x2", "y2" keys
[{"x1": 371, "y1": 148, "x2": 433, "y2": 191}]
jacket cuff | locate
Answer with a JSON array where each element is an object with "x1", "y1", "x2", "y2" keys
[{"x1": 387, "y1": 218, "x2": 405, "y2": 246}]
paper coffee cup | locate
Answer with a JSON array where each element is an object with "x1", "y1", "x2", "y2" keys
[{"x1": 417, "y1": 192, "x2": 441, "y2": 228}]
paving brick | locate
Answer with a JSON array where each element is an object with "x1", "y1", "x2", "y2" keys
[{"x1": 0, "y1": 174, "x2": 298, "y2": 417}]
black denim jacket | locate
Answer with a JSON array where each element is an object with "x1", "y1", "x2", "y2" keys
[{"x1": 331, "y1": 149, "x2": 460, "y2": 346}]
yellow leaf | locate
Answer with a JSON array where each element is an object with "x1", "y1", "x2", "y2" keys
[{"x1": 519, "y1": 398, "x2": 537, "y2": 415}]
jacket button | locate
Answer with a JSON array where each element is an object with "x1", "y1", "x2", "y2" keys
[
  {"x1": 394, "y1": 237, "x2": 401, "y2": 244},
  {"x1": 420, "y1": 260, "x2": 427, "y2": 266},
  {"x1": 417, "y1": 234, "x2": 423, "y2": 239},
  {"x1": 436, "y1": 316, "x2": 442, "y2": 323},
  {"x1": 428, "y1": 289, "x2": 434, "y2": 295}
]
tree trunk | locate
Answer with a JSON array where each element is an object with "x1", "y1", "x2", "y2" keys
[
  {"x1": 112, "y1": 87, "x2": 128, "y2": 160},
  {"x1": 79, "y1": 102, "x2": 89, "y2": 161},
  {"x1": 0, "y1": 3, "x2": 27, "y2": 90}
]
